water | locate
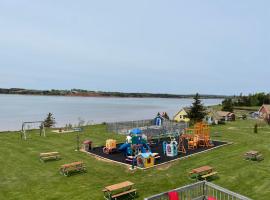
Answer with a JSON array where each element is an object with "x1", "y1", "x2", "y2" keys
[{"x1": 0, "y1": 94, "x2": 222, "y2": 131}]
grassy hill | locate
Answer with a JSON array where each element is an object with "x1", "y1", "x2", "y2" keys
[{"x1": 0, "y1": 119, "x2": 269, "y2": 199}]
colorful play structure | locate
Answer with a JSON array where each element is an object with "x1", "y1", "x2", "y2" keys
[
  {"x1": 118, "y1": 128, "x2": 160, "y2": 168},
  {"x1": 103, "y1": 139, "x2": 117, "y2": 154},
  {"x1": 163, "y1": 137, "x2": 178, "y2": 157},
  {"x1": 136, "y1": 153, "x2": 155, "y2": 168}
]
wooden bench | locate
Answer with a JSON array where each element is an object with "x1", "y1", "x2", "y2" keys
[
  {"x1": 59, "y1": 161, "x2": 86, "y2": 176},
  {"x1": 201, "y1": 171, "x2": 218, "y2": 179},
  {"x1": 40, "y1": 152, "x2": 60, "y2": 162},
  {"x1": 111, "y1": 189, "x2": 137, "y2": 199}
]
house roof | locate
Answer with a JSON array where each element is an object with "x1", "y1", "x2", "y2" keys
[
  {"x1": 216, "y1": 111, "x2": 233, "y2": 117},
  {"x1": 140, "y1": 153, "x2": 153, "y2": 158},
  {"x1": 173, "y1": 108, "x2": 189, "y2": 119},
  {"x1": 206, "y1": 109, "x2": 222, "y2": 120},
  {"x1": 259, "y1": 104, "x2": 270, "y2": 114}
]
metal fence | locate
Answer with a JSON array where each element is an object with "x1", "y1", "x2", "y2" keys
[
  {"x1": 106, "y1": 119, "x2": 188, "y2": 137},
  {"x1": 144, "y1": 181, "x2": 252, "y2": 200}
]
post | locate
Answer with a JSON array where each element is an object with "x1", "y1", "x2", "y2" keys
[
  {"x1": 76, "y1": 131, "x2": 80, "y2": 151},
  {"x1": 254, "y1": 123, "x2": 258, "y2": 133}
]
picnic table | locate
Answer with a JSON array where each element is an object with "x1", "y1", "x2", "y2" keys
[
  {"x1": 190, "y1": 165, "x2": 218, "y2": 180},
  {"x1": 103, "y1": 181, "x2": 136, "y2": 200},
  {"x1": 244, "y1": 150, "x2": 263, "y2": 161},
  {"x1": 59, "y1": 161, "x2": 86, "y2": 176}
]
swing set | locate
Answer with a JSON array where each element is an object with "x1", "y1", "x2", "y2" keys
[{"x1": 21, "y1": 121, "x2": 46, "y2": 140}]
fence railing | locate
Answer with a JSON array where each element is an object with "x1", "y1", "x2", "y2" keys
[
  {"x1": 144, "y1": 181, "x2": 252, "y2": 200},
  {"x1": 106, "y1": 119, "x2": 188, "y2": 136}
]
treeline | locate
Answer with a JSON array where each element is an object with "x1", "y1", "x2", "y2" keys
[
  {"x1": 0, "y1": 88, "x2": 227, "y2": 99},
  {"x1": 232, "y1": 93, "x2": 270, "y2": 107}
]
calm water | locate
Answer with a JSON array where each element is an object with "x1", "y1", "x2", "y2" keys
[{"x1": 0, "y1": 94, "x2": 222, "y2": 131}]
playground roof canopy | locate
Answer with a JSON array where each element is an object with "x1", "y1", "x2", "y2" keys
[{"x1": 131, "y1": 128, "x2": 142, "y2": 134}]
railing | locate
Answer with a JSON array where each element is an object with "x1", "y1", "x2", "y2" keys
[
  {"x1": 144, "y1": 181, "x2": 252, "y2": 200},
  {"x1": 107, "y1": 119, "x2": 188, "y2": 136}
]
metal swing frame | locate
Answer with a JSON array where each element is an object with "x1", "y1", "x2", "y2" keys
[{"x1": 21, "y1": 121, "x2": 46, "y2": 140}]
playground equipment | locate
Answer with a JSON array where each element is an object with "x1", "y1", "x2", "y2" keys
[
  {"x1": 178, "y1": 134, "x2": 187, "y2": 154},
  {"x1": 163, "y1": 138, "x2": 178, "y2": 157},
  {"x1": 83, "y1": 140, "x2": 92, "y2": 151},
  {"x1": 154, "y1": 113, "x2": 164, "y2": 126},
  {"x1": 188, "y1": 135, "x2": 199, "y2": 149},
  {"x1": 136, "y1": 153, "x2": 155, "y2": 168},
  {"x1": 103, "y1": 139, "x2": 117, "y2": 154},
  {"x1": 119, "y1": 128, "x2": 151, "y2": 157},
  {"x1": 119, "y1": 128, "x2": 159, "y2": 168},
  {"x1": 21, "y1": 121, "x2": 46, "y2": 140},
  {"x1": 184, "y1": 122, "x2": 213, "y2": 148}
]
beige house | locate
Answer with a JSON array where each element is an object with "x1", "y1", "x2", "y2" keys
[{"x1": 216, "y1": 111, "x2": 235, "y2": 121}]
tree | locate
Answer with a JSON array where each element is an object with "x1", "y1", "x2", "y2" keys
[
  {"x1": 222, "y1": 98, "x2": 234, "y2": 112},
  {"x1": 44, "y1": 112, "x2": 56, "y2": 128},
  {"x1": 188, "y1": 93, "x2": 207, "y2": 122}
]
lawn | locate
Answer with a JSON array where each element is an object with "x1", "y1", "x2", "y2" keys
[{"x1": 0, "y1": 119, "x2": 270, "y2": 200}]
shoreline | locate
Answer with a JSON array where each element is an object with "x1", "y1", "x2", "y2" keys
[{"x1": 0, "y1": 93, "x2": 226, "y2": 99}]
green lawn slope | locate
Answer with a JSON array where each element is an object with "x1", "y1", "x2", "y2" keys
[{"x1": 0, "y1": 119, "x2": 269, "y2": 200}]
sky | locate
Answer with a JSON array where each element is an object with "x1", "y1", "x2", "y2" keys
[{"x1": 0, "y1": 1, "x2": 269, "y2": 95}]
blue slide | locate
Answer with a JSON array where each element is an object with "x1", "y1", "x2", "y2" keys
[{"x1": 119, "y1": 143, "x2": 130, "y2": 151}]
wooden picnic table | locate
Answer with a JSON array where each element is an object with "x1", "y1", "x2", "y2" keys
[
  {"x1": 190, "y1": 165, "x2": 218, "y2": 180},
  {"x1": 105, "y1": 181, "x2": 134, "y2": 192},
  {"x1": 246, "y1": 150, "x2": 259, "y2": 156},
  {"x1": 191, "y1": 165, "x2": 213, "y2": 175},
  {"x1": 103, "y1": 181, "x2": 136, "y2": 200},
  {"x1": 244, "y1": 150, "x2": 263, "y2": 161}
]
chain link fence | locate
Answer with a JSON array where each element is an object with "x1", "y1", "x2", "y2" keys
[{"x1": 106, "y1": 119, "x2": 188, "y2": 138}]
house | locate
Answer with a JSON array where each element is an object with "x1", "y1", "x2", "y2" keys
[
  {"x1": 258, "y1": 104, "x2": 270, "y2": 123},
  {"x1": 205, "y1": 109, "x2": 221, "y2": 125},
  {"x1": 216, "y1": 111, "x2": 236, "y2": 121},
  {"x1": 173, "y1": 108, "x2": 190, "y2": 123}
]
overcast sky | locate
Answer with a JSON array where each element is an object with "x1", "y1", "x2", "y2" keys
[{"x1": 0, "y1": 1, "x2": 269, "y2": 95}]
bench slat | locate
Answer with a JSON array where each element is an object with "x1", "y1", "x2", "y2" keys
[
  {"x1": 201, "y1": 171, "x2": 218, "y2": 178},
  {"x1": 111, "y1": 189, "x2": 137, "y2": 198},
  {"x1": 40, "y1": 152, "x2": 59, "y2": 157}
]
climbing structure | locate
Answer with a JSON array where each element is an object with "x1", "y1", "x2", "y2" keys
[{"x1": 184, "y1": 122, "x2": 213, "y2": 148}]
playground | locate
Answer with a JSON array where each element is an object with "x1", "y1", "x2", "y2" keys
[
  {"x1": 85, "y1": 122, "x2": 228, "y2": 169},
  {"x1": 86, "y1": 139, "x2": 227, "y2": 168}
]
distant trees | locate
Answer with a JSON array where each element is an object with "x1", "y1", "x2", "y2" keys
[
  {"x1": 222, "y1": 98, "x2": 234, "y2": 112},
  {"x1": 188, "y1": 93, "x2": 207, "y2": 122},
  {"x1": 233, "y1": 93, "x2": 270, "y2": 107},
  {"x1": 44, "y1": 113, "x2": 56, "y2": 128}
]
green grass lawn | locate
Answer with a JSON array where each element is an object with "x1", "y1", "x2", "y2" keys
[{"x1": 0, "y1": 119, "x2": 270, "y2": 200}]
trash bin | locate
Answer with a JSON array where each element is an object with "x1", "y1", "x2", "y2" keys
[{"x1": 83, "y1": 140, "x2": 92, "y2": 151}]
